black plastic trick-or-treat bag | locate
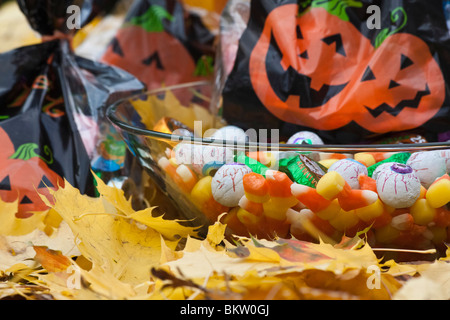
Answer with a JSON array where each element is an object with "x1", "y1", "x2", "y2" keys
[
  {"x1": 0, "y1": 0, "x2": 144, "y2": 219},
  {"x1": 217, "y1": 0, "x2": 450, "y2": 144}
]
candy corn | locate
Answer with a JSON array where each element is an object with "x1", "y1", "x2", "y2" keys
[
  {"x1": 263, "y1": 170, "x2": 298, "y2": 219},
  {"x1": 158, "y1": 157, "x2": 197, "y2": 193},
  {"x1": 391, "y1": 213, "x2": 415, "y2": 231},
  {"x1": 337, "y1": 187, "x2": 378, "y2": 212},
  {"x1": 222, "y1": 207, "x2": 249, "y2": 237},
  {"x1": 316, "y1": 171, "x2": 378, "y2": 211},
  {"x1": 191, "y1": 176, "x2": 228, "y2": 222},
  {"x1": 358, "y1": 175, "x2": 377, "y2": 192},
  {"x1": 314, "y1": 199, "x2": 341, "y2": 221},
  {"x1": 355, "y1": 152, "x2": 395, "y2": 167},
  {"x1": 355, "y1": 198, "x2": 385, "y2": 222},
  {"x1": 354, "y1": 153, "x2": 377, "y2": 167},
  {"x1": 242, "y1": 172, "x2": 270, "y2": 203},
  {"x1": 236, "y1": 207, "x2": 263, "y2": 229},
  {"x1": 318, "y1": 158, "x2": 339, "y2": 169},
  {"x1": 329, "y1": 208, "x2": 360, "y2": 233},
  {"x1": 238, "y1": 195, "x2": 264, "y2": 221},
  {"x1": 426, "y1": 174, "x2": 450, "y2": 208},
  {"x1": 290, "y1": 183, "x2": 332, "y2": 213},
  {"x1": 410, "y1": 198, "x2": 436, "y2": 226},
  {"x1": 316, "y1": 171, "x2": 347, "y2": 200},
  {"x1": 175, "y1": 164, "x2": 198, "y2": 193}
]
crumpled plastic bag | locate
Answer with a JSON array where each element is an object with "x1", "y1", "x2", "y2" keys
[{"x1": 0, "y1": 0, "x2": 144, "y2": 218}]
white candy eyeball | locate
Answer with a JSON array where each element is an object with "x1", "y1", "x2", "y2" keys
[
  {"x1": 211, "y1": 163, "x2": 252, "y2": 207},
  {"x1": 174, "y1": 143, "x2": 234, "y2": 175},
  {"x1": 406, "y1": 151, "x2": 447, "y2": 188},
  {"x1": 211, "y1": 125, "x2": 248, "y2": 144},
  {"x1": 287, "y1": 131, "x2": 324, "y2": 145},
  {"x1": 376, "y1": 163, "x2": 421, "y2": 208},
  {"x1": 435, "y1": 149, "x2": 450, "y2": 172},
  {"x1": 372, "y1": 162, "x2": 397, "y2": 180},
  {"x1": 328, "y1": 158, "x2": 368, "y2": 189}
]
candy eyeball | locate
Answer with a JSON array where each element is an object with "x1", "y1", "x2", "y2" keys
[
  {"x1": 211, "y1": 163, "x2": 252, "y2": 207},
  {"x1": 287, "y1": 131, "x2": 324, "y2": 145},
  {"x1": 371, "y1": 162, "x2": 397, "y2": 180},
  {"x1": 173, "y1": 143, "x2": 234, "y2": 174},
  {"x1": 328, "y1": 158, "x2": 368, "y2": 189},
  {"x1": 435, "y1": 149, "x2": 450, "y2": 173},
  {"x1": 406, "y1": 151, "x2": 447, "y2": 188},
  {"x1": 211, "y1": 125, "x2": 249, "y2": 144},
  {"x1": 376, "y1": 163, "x2": 421, "y2": 208}
]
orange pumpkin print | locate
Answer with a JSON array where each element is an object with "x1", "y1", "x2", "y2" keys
[
  {"x1": 0, "y1": 128, "x2": 64, "y2": 219},
  {"x1": 101, "y1": 4, "x2": 210, "y2": 91},
  {"x1": 249, "y1": 5, "x2": 445, "y2": 133},
  {"x1": 102, "y1": 25, "x2": 197, "y2": 91},
  {"x1": 349, "y1": 33, "x2": 445, "y2": 133}
]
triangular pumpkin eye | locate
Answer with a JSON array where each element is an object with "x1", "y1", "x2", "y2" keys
[
  {"x1": 321, "y1": 34, "x2": 346, "y2": 57},
  {"x1": 0, "y1": 176, "x2": 11, "y2": 191},
  {"x1": 20, "y1": 195, "x2": 33, "y2": 204},
  {"x1": 111, "y1": 37, "x2": 124, "y2": 57},
  {"x1": 142, "y1": 52, "x2": 164, "y2": 70},
  {"x1": 299, "y1": 50, "x2": 309, "y2": 59},
  {"x1": 400, "y1": 54, "x2": 413, "y2": 70},
  {"x1": 361, "y1": 66, "x2": 376, "y2": 81},
  {"x1": 296, "y1": 25, "x2": 303, "y2": 39},
  {"x1": 38, "y1": 175, "x2": 54, "y2": 189}
]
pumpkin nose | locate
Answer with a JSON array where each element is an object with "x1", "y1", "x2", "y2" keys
[
  {"x1": 20, "y1": 195, "x2": 33, "y2": 205},
  {"x1": 389, "y1": 80, "x2": 400, "y2": 89}
]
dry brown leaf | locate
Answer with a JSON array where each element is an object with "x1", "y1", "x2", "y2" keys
[{"x1": 33, "y1": 246, "x2": 72, "y2": 273}]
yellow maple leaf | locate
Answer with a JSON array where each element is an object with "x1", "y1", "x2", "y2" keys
[
  {"x1": 0, "y1": 198, "x2": 47, "y2": 236},
  {"x1": 38, "y1": 177, "x2": 197, "y2": 287},
  {"x1": 93, "y1": 173, "x2": 135, "y2": 215},
  {"x1": 130, "y1": 208, "x2": 198, "y2": 241}
]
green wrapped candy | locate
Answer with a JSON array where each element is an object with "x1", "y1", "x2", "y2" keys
[
  {"x1": 234, "y1": 153, "x2": 270, "y2": 176},
  {"x1": 367, "y1": 152, "x2": 411, "y2": 177},
  {"x1": 279, "y1": 154, "x2": 327, "y2": 187}
]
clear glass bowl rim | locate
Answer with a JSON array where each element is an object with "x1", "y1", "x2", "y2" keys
[{"x1": 107, "y1": 81, "x2": 450, "y2": 154}]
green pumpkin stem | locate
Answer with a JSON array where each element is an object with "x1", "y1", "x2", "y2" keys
[
  {"x1": 374, "y1": 7, "x2": 407, "y2": 48},
  {"x1": 300, "y1": 0, "x2": 363, "y2": 21},
  {"x1": 10, "y1": 143, "x2": 54, "y2": 165},
  {"x1": 130, "y1": 5, "x2": 174, "y2": 32}
]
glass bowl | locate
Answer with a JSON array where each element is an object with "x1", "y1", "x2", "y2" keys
[{"x1": 107, "y1": 81, "x2": 450, "y2": 260}]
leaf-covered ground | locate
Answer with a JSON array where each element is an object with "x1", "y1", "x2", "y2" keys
[{"x1": 0, "y1": 174, "x2": 449, "y2": 300}]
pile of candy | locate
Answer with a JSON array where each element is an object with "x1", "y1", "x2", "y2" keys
[{"x1": 157, "y1": 125, "x2": 450, "y2": 252}]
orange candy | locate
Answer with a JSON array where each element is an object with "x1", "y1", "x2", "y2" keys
[
  {"x1": 242, "y1": 172, "x2": 270, "y2": 203},
  {"x1": 358, "y1": 175, "x2": 377, "y2": 192},
  {"x1": 290, "y1": 183, "x2": 332, "y2": 213},
  {"x1": 337, "y1": 187, "x2": 379, "y2": 212},
  {"x1": 265, "y1": 170, "x2": 294, "y2": 198}
]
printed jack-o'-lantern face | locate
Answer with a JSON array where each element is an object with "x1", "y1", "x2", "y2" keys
[
  {"x1": 278, "y1": 6, "x2": 373, "y2": 94},
  {"x1": 249, "y1": 4, "x2": 445, "y2": 133},
  {"x1": 0, "y1": 128, "x2": 63, "y2": 219},
  {"x1": 102, "y1": 25, "x2": 197, "y2": 91},
  {"x1": 349, "y1": 33, "x2": 445, "y2": 133}
]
